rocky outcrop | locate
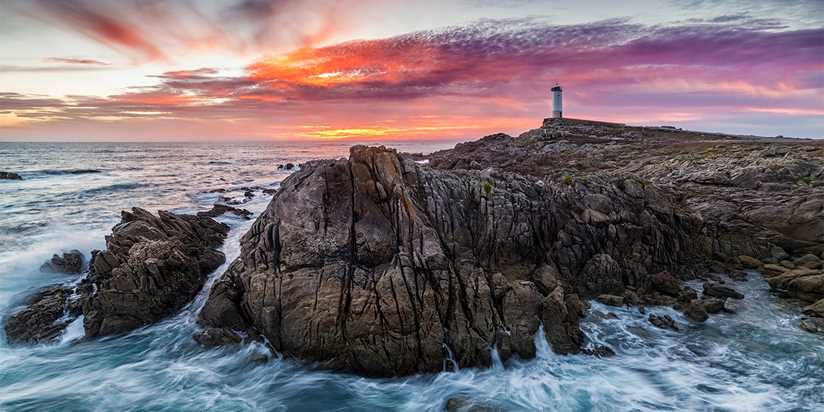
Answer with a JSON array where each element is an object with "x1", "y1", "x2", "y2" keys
[
  {"x1": 198, "y1": 144, "x2": 722, "y2": 376},
  {"x1": 0, "y1": 171, "x2": 23, "y2": 180},
  {"x1": 40, "y1": 250, "x2": 85, "y2": 274},
  {"x1": 197, "y1": 204, "x2": 253, "y2": 220},
  {"x1": 4, "y1": 208, "x2": 229, "y2": 344}
]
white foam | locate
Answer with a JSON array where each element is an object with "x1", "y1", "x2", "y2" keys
[{"x1": 60, "y1": 316, "x2": 85, "y2": 345}]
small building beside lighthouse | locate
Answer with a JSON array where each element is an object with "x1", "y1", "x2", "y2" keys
[{"x1": 551, "y1": 84, "x2": 563, "y2": 119}]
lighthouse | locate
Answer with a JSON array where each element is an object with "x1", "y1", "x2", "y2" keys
[{"x1": 551, "y1": 84, "x2": 563, "y2": 119}]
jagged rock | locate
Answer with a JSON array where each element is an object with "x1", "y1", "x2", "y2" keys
[
  {"x1": 649, "y1": 314, "x2": 679, "y2": 331},
  {"x1": 0, "y1": 171, "x2": 23, "y2": 180},
  {"x1": 3, "y1": 208, "x2": 228, "y2": 344},
  {"x1": 795, "y1": 254, "x2": 822, "y2": 269},
  {"x1": 82, "y1": 208, "x2": 229, "y2": 337},
  {"x1": 703, "y1": 282, "x2": 744, "y2": 300},
  {"x1": 4, "y1": 285, "x2": 79, "y2": 344},
  {"x1": 802, "y1": 299, "x2": 824, "y2": 318},
  {"x1": 738, "y1": 255, "x2": 762, "y2": 269},
  {"x1": 39, "y1": 250, "x2": 85, "y2": 274},
  {"x1": 199, "y1": 145, "x2": 715, "y2": 376},
  {"x1": 197, "y1": 204, "x2": 253, "y2": 220}
]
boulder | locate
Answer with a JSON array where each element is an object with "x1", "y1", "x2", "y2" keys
[
  {"x1": 762, "y1": 263, "x2": 789, "y2": 277},
  {"x1": 802, "y1": 299, "x2": 824, "y2": 318},
  {"x1": 794, "y1": 254, "x2": 822, "y2": 269},
  {"x1": 738, "y1": 255, "x2": 762, "y2": 269},
  {"x1": 682, "y1": 300, "x2": 709, "y2": 322},
  {"x1": 701, "y1": 298, "x2": 725, "y2": 314},
  {"x1": 786, "y1": 274, "x2": 824, "y2": 302},
  {"x1": 649, "y1": 314, "x2": 679, "y2": 331},
  {"x1": 649, "y1": 271, "x2": 682, "y2": 296},
  {"x1": 703, "y1": 282, "x2": 744, "y2": 300},
  {"x1": 39, "y1": 250, "x2": 85, "y2": 274}
]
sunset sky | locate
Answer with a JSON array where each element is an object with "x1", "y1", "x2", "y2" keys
[{"x1": 0, "y1": 0, "x2": 822, "y2": 141}]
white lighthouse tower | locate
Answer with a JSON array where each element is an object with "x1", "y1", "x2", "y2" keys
[{"x1": 551, "y1": 84, "x2": 563, "y2": 119}]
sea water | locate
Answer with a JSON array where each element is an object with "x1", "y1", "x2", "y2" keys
[{"x1": 1, "y1": 142, "x2": 823, "y2": 411}]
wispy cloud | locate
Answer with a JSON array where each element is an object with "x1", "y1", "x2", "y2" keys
[
  {"x1": 2, "y1": 17, "x2": 822, "y2": 139},
  {"x1": 45, "y1": 57, "x2": 110, "y2": 65}
]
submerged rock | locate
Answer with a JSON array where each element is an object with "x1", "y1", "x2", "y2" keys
[
  {"x1": 0, "y1": 171, "x2": 23, "y2": 180},
  {"x1": 39, "y1": 250, "x2": 85, "y2": 274},
  {"x1": 648, "y1": 314, "x2": 679, "y2": 331},
  {"x1": 197, "y1": 204, "x2": 253, "y2": 220}
]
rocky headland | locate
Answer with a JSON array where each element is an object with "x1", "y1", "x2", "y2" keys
[
  {"x1": 4, "y1": 118, "x2": 823, "y2": 379},
  {"x1": 196, "y1": 118, "x2": 824, "y2": 376}
]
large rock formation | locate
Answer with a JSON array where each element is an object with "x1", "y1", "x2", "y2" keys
[
  {"x1": 4, "y1": 208, "x2": 229, "y2": 344},
  {"x1": 199, "y1": 144, "x2": 716, "y2": 376},
  {"x1": 199, "y1": 120, "x2": 824, "y2": 376}
]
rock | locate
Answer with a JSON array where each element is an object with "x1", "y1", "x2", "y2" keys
[
  {"x1": 738, "y1": 255, "x2": 762, "y2": 269},
  {"x1": 197, "y1": 204, "x2": 253, "y2": 220},
  {"x1": 596, "y1": 294, "x2": 624, "y2": 307},
  {"x1": 799, "y1": 317, "x2": 824, "y2": 334},
  {"x1": 648, "y1": 314, "x2": 679, "y2": 331},
  {"x1": 762, "y1": 264, "x2": 789, "y2": 277},
  {"x1": 445, "y1": 396, "x2": 504, "y2": 412},
  {"x1": 649, "y1": 271, "x2": 682, "y2": 296},
  {"x1": 683, "y1": 300, "x2": 709, "y2": 322},
  {"x1": 786, "y1": 274, "x2": 824, "y2": 302},
  {"x1": 4, "y1": 208, "x2": 229, "y2": 344},
  {"x1": 193, "y1": 327, "x2": 243, "y2": 347},
  {"x1": 703, "y1": 282, "x2": 744, "y2": 300},
  {"x1": 794, "y1": 254, "x2": 822, "y2": 269},
  {"x1": 0, "y1": 171, "x2": 23, "y2": 180},
  {"x1": 39, "y1": 250, "x2": 85, "y2": 274},
  {"x1": 701, "y1": 298, "x2": 725, "y2": 314},
  {"x1": 802, "y1": 299, "x2": 824, "y2": 318},
  {"x1": 722, "y1": 299, "x2": 738, "y2": 313},
  {"x1": 582, "y1": 345, "x2": 616, "y2": 357},
  {"x1": 779, "y1": 260, "x2": 795, "y2": 269},
  {"x1": 82, "y1": 208, "x2": 229, "y2": 337},
  {"x1": 262, "y1": 188, "x2": 277, "y2": 195},
  {"x1": 199, "y1": 145, "x2": 716, "y2": 376},
  {"x1": 770, "y1": 246, "x2": 789, "y2": 261},
  {"x1": 4, "y1": 285, "x2": 79, "y2": 344}
]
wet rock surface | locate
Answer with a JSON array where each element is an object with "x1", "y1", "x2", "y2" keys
[
  {"x1": 39, "y1": 250, "x2": 85, "y2": 274},
  {"x1": 0, "y1": 171, "x2": 23, "y2": 180},
  {"x1": 4, "y1": 208, "x2": 229, "y2": 343},
  {"x1": 197, "y1": 204, "x2": 253, "y2": 220}
]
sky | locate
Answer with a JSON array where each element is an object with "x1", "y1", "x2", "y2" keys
[{"x1": 0, "y1": 0, "x2": 822, "y2": 141}]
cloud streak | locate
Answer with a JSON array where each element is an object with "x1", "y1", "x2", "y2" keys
[{"x1": 2, "y1": 17, "x2": 822, "y2": 139}]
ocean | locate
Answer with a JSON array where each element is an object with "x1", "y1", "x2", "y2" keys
[{"x1": 0, "y1": 142, "x2": 822, "y2": 411}]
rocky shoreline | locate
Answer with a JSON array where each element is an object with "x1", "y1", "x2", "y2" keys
[{"x1": 4, "y1": 119, "x2": 823, "y2": 379}]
